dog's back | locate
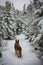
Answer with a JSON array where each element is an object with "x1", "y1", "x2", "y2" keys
[{"x1": 14, "y1": 40, "x2": 22, "y2": 58}]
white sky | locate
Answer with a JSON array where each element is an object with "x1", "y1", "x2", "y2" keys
[{"x1": 0, "y1": 0, "x2": 33, "y2": 10}]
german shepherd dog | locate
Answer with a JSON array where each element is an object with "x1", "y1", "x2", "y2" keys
[{"x1": 14, "y1": 40, "x2": 22, "y2": 58}]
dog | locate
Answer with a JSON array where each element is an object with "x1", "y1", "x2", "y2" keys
[{"x1": 14, "y1": 40, "x2": 22, "y2": 58}]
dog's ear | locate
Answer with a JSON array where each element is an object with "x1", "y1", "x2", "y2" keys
[
  {"x1": 15, "y1": 40, "x2": 17, "y2": 42},
  {"x1": 18, "y1": 40, "x2": 19, "y2": 42}
]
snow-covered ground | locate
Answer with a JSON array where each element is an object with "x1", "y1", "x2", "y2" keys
[{"x1": 0, "y1": 34, "x2": 43, "y2": 65}]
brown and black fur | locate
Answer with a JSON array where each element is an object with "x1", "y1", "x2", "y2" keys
[{"x1": 14, "y1": 40, "x2": 22, "y2": 58}]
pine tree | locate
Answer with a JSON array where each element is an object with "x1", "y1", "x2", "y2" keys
[
  {"x1": 2, "y1": 0, "x2": 15, "y2": 39},
  {"x1": 16, "y1": 20, "x2": 23, "y2": 35},
  {"x1": 33, "y1": 0, "x2": 42, "y2": 9}
]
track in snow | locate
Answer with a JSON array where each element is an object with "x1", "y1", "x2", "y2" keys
[{"x1": 0, "y1": 34, "x2": 43, "y2": 65}]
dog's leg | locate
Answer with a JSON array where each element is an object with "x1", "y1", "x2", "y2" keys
[
  {"x1": 16, "y1": 50, "x2": 20, "y2": 58},
  {"x1": 20, "y1": 50, "x2": 22, "y2": 57}
]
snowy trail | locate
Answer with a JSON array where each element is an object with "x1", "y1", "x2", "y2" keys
[{"x1": 0, "y1": 34, "x2": 43, "y2": 65}]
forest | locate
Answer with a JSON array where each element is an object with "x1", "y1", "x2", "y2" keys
[{"x1": 0, "y1": 0, "x2": 43, "y2": 65}]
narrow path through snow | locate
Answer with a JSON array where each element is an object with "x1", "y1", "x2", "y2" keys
[{"x1": 0, "y1": 34, "x2": 43, "y2": 65}]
